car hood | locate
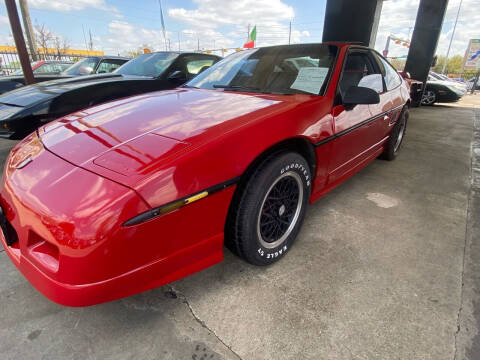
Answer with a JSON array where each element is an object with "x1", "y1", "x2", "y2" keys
[
  {"x1": 0, "y1": 73, "x2": 141, "y2": 107},
  {"x1": 39, "y1": 88, "x2": 313, "y2": 185}
]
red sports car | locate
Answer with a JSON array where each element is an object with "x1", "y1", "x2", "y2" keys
[{"x1": 0, "y1": 43, "x2": 410, "y2": 306}]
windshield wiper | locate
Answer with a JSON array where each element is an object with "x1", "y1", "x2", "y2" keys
[{"x1": 212, "y1": 84, "x2": 261, "y2": 92}]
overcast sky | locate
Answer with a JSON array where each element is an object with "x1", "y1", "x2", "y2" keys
[{"x1": 0, "y1": 0, "x2": 477, "y2": 58}]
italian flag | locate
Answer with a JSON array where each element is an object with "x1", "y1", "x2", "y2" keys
[{"x1": 243, "y1": 26, "x2": 256, "y2": 48}]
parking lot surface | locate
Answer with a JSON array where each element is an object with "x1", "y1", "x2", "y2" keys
[{"x1": 1, "y1": 96, "x2": 479, "y2": 360}]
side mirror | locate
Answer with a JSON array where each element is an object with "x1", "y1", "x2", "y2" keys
[
  {"x1": 167, "y1": 70, "x2": 187, "y2": 84},
  {"x1": 343, "y1": 86, "x2": 380, "y2": 106},
  {"x1": 79, "y1": 66, "x2": 93, "y2": 75}
]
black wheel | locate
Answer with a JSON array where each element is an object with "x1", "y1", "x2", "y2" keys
[
  {"x1": 380, "y1": 107, "x2": 408, "y2": 161},
  {"x1": 421, "y1": 90, "x2": 436, "y2": 105},
  {"x1": 225, "y1": 152, "x2": 311, "y2": 265}
]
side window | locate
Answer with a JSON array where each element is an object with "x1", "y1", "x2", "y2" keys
[
  {"x1": 379, "y1": 56, "x2": 402, "y2": 91},
  {"x1": 96, "y1": 59, "x2": 124, "y2": 73},
  {"x1": 186, "y1": 58, "x2": 215, "y2": 75},
  {"x1": 339, "y1": 52, "x2": 383, "y2": 97}
]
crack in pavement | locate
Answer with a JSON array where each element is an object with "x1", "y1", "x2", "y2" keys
[{"x1": 167, "y1": 285, "x2": 243, "y2": 360}]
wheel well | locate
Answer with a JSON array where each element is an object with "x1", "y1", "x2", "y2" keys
[
  {"x1": 240, "y1": 138, "x2": 316, "y2": 189},
  {"x1": 225, "y1": 137, "x2": 316, "y2": 240}
]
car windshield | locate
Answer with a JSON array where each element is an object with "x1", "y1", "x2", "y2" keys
[
  {"x1": 187, "y1": 44, "x2": 338, "y2": 95},
  {"x1": 62, "y1": 57, "x2": 99, "y2": 75},
  {"x1": 115, "y1": 52, "x2": 179, "y2": 77}
]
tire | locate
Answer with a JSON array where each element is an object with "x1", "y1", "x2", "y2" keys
[
  {"x1": 421, "y1": 90, "x2": 436, "y2": 105},
  {"x1": 380, "y1": 107, "x2": 408, "y2": 161},
  {"x1": 225, "y1": 152, "x2": 311, "y2": 266}
]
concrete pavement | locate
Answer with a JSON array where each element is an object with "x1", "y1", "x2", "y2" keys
[{"x1": 1, "y1": 96, "x2": 479, "y2": 359}]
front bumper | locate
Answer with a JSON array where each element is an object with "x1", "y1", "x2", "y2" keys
[
  {"x1": 0, "y1": 225, "x2": 225, "y2": 306},
  {"x1": 0, "y1": 133, "x2": 235, "y2": 306}
]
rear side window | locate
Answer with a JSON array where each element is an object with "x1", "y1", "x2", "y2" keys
[{"x1": 378, "y1": 56, "x2": 402, "y2": 91}]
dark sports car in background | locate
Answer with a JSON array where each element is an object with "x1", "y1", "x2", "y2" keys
[
  {"x1": 0, "y1": 52, "x2": 220, "y2": 139},
  {"x1": 0, "y1": 56, "x2": 129, "y2": 95},
  {"x1": 0, "y1": 43, "x2": 410, "y2": 306},
  {"x1": 421, "y1": 72, "x2": 467, "y2": 105}
]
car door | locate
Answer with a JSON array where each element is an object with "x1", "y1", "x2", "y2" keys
[
  {"x1": 328, "y1": 49, "x2": 384, "y2": 184},
  {"x1": 372, "y1": 52, "x2": 405, "y2": 139}
]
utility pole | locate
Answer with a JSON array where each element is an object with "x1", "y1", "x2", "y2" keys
[
  {"x1": 82, "y1": 25, "x2": 88, "y2": 52},
  {"x1": 18, "y1": 0, "x2": 37, "y2": 61},
  {"x1": 442, "y1": 0, "x2": 463, "y2": 74},
  {"x1": 383, "y1": 35, "x2": 391, "y2": 57},
  {"x1": 288, "y1": 21, "x2": 291, "y2": 44},
  {"x1": 88, "y1": 29, "x2": 93, "y2": 50},
  {"x1": 5, "y1": 0, "x2": 34, "y2": 84},
  {"x1": 178, "y1": 31, "x2": 180, "y2": 51},
  {"x1": 247, "y1": 23, "x2": 250, "y2": 42},
  {"x1": 197, "y1": 37, "x2": 200, "y2": 51}
]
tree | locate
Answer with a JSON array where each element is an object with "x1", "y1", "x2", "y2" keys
[
  {"x1": 432, "y1": 55, "x2": 464, "y2": 75},
  {"x1": 34, "y1": 23, "x2": 53, "y2": 59},
  {"x1": 53, "y1": 35, "x2": 70, "y2": 58}
]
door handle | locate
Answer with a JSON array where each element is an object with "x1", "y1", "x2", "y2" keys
[{"x1": 383, "y1": 115, "x2": 390, "y2": 121}]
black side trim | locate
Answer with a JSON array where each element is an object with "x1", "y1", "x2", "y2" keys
[
  {"x1": 314, "y1": 104, "x2": 404, "y2": 147},
  {"x1": 123, "y1": 176, "x2": 241, "y2": 227}
]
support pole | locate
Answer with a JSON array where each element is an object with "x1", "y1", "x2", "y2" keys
[
  {"x1": 18, "y1": 0, "x2": 37, "y2": 61},
  {"x1": 322, "y1": 0, "x2": 383, "y2": 46},
  {"x1": 5, "y1": 0, "x2": 34, "y2": 84},
  {"x1": 405, "y1": 0, "x2": 449, "y2": 83}
]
